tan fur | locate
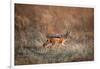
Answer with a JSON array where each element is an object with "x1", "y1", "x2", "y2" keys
[{"x1": 43, "y1": 38, "x2": 65, "y2": 47}]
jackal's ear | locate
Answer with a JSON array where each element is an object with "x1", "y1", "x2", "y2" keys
[
  {"x1": 65, "y1": 31, "x2": 70, "y2": 35},
  {"x1": 63, "y1": 31, "x2": 70, "y2": 38}
]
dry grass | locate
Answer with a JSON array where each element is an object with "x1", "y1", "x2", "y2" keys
[
  {"x1": 15, "y1": 4, "x2": 94, "y2": 65},
  {"x1": 15, "y1": 31, "x2": 94, "y2": 65}
]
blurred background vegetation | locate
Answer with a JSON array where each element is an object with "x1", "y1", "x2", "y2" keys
[{"x1": 15, "y1": 4, "x2": 94, "y2": 65}]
